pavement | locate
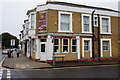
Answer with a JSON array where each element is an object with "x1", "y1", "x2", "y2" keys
[{"x1": 2, "y1": 51, "x2": 120, "y2": 69}]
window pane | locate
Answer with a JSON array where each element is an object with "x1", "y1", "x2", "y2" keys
[
  {"x1": 84, "y1": 16, "x2": 89, "y2": 24},
  {"x1": 63, "y1": 39, "x2": 68, "y2": 45},
  {"x1": 84, "y1": 41, "x2": 89, "y2": 51},
  {"x1": 41, "y1": 44, "x2": 45, "y2": 52},
  {"x1": 103, "y1": 41, "x2": 109, "y2": 51},
  {"x1": 31, "y1": 14, "x2": 35, "y2": 21},
  {"x1": 54, "y1": 39, "x2": 59, "y2": 45},
  {"x1": 31, "y1": 21, "x2": 34, "y2": 28},
  {"x1": 72, "y1": 46, "x2": 76, "y2": 52},
  {"x1": 72, "y1": 39, "x2": 77, "y2": 45},
  {"x1": 61, "y1": 14, "x2": 70, "y2": 31},
  {"x1": 102, "y1": 18, "x2": 109, "y2": 32},
  {"x1": 63, "y1": 46, "x2": 68, "y2": 52},
  {"x1": 61, "y1": 14, "x2": 70, "y2": 23},
  {"x1": 102, "y1": 18, "x2": 108, "y2": 25},
  {"x1": 61, "y1": 23, "x2": 69, "y2": 31},
  {"x1": 84, "y1": 41, "x2": 89, "y2": 45},
  {"x1": 54, "y1": 46, "x2": 59, "y2": 52},
  {"x1": 84, "y1": 24, "x2": 89, "y2": 32},
  {"x1": 84, "y1": 46, "x2": 89, "y2": 51},
  {"x1": 103, "y1": 41, "x2": 109, "y2": 45}
]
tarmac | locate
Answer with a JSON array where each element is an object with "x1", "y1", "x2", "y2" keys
[{"x1": 2, "y1": 51, "x2": 120, "y2": 69}]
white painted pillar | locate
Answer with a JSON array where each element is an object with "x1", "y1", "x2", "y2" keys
[
  {"x1": 46, "y1": 35, "x2": 53, "y2": 61},
  {"x1": 36, "y1": 38, "x2": 40, "y2": 59},
  {"x1": 76, "y1": 36, "x2": 80, "y2": 60}
]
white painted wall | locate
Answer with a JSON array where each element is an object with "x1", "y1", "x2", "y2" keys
[
  {"x1": 46, "y1": 35, "x2": 53, "y2": 61},
  {"x1": 36, "y1": 38, "x2": 40, "y2": 59},
  {"x1": 28, "y1": 29, "x2": 36, "y2": 37}
]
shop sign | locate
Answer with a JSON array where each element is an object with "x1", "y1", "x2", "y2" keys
[{"x1": 39, "y1": 11, "x2": 47, "y2": 32}]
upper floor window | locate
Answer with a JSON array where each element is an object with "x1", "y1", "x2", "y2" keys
[
  {"x1": 58, "y1": 11, "x2": 72, "y2": 32},
  {"x1": 31, "y1": 14, "x2": 35, "y2": 29},
  {"x1": 82, "y1": 14, "x2": 92, "y2": 33},
  {"x1": 100, "y1": 16, "x2": 111, "y2": 34}
]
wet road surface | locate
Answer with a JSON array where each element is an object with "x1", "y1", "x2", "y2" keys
[{"x1": 5, "y1": 65, "x2": 120, "y2": 78}]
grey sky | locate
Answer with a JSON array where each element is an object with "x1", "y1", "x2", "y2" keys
[{"x1": 0, "y1": 0, "x2": 119, "y2": 38}]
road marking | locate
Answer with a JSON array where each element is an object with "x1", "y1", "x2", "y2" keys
[
  {"x1": 0, "y1": 58, "x2": 5, "y2": 68},
  {"x1": 7, "y1": 69, "x2": 11, "y2": 78},
  {"x1": 0, "y1": 68, "x2": 4, "y2": 79}
]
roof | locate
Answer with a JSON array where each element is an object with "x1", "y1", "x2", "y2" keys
[
  {"x1": 26, "y1": 8, "x2": 36, "y2": 15},
  {"x1": 27, "y1": 1, "x2": 119, "y2": 16},
  {"x1": 46, "y1": 1, "x2": 119, "y2": 13}
]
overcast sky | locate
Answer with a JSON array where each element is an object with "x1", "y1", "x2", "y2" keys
[{"x1": 0, "y1": 0, "x2": 119, "y2": 38}]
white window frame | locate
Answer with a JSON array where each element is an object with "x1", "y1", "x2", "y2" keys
[
  {"x1": 101, "y1": 38, "x2": 112, "y2": 57},
  {"x1": 30, "y1": 12, "x2": 36, "y2": 29},
  {"x1": 82, "y1": 38, "x2": 92, "y2": 58},
  {"x1": 62, "y1": 38, "x2": 69, "y2": 53},
  {"x1": 71, "y1": 39, "x2": 77, "y2": 53},
  {"x1": 94, "y1": 15, "x2": 98, "y2": 27},
  {"x1": 100, "y1": 16, "x2": 111, "y2": 34},
  {"x1": 81, "y1": 14, "x2": 92, "y2": 33},
  {"x1": 54, "y1": 38, "x2": 60, "y2": 53},
  {"x1": 58, "y1": 11, "x2": 73, "y2": 32}
]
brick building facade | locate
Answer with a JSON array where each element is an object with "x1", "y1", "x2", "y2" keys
[{"x1": 19, "y1": 1, "x2": 120, "y2": 62}]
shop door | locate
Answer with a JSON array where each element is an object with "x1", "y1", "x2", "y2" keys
[{"x1": 40, "y1": 43, "x2": 46, "y2": 61}]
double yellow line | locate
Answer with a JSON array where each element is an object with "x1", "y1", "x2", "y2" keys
[{"x1": 0, "y1": 58, "x2": 5, "y2": 68}]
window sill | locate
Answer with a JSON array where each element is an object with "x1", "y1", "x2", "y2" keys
[
  {"x1": 82, "y1": 32, "x2": 92, "y2": 34},
  {"x1": 58, "y1": 31, "x2": 73, "y2": 33},
  {"x1": 84, "y1": 51, "x2": 90, "y2": 52},
  {"x1": 62, "y1": 52, "x2": 69, "y2": 53},
  {"x1": 100, "y1": 33, "x2": 112, "y2": 35},
  {"x1": 72, "y1": 52, "x2": 77, "y2": 53}
]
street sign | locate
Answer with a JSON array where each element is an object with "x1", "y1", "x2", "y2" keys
[{"x1": 11, "y1": 39, "x2": 15, "y2": 46}]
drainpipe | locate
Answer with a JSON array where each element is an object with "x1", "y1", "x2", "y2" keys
[
  {"x1": 97, "y1": 14, "x2": 100, "y2": 61},
  {"x1": 92, "y1": 10, "x2": 95, "y2": 61}
]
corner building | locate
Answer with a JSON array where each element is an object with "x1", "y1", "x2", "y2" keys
[{"x1": 21, "y1": 1, "x2": 119, "y2": 62}]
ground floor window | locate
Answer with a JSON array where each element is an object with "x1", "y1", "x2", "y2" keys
[
  {"x1": 62, "y1": 39, "x2": 69, "y2": 53},
  {"x1": 84, "y1": 40, "x2": 90, "y2": 52},
  {"x1": 82, "y1": 38, "x2": 92, "y2": 58},
  {"x1": 54, "y1": 39, "x2": 60, "y2": 53},
  {"x1": 71, "y1": 39, "x2": 77, "y2": 53},
  {"x1": 101, "y1": 38, "x2": 112, "y2": 57},
  {"x1": 103, "y1": 41, "x2": 109, "y2": 51}
]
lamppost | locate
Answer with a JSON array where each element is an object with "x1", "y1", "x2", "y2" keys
[
  {"x1": 52, "y1": 33, "x2": 55, "y2": 66},
  {"x1": 28, "y1": 36, "x2": 31, "y2": 59}
]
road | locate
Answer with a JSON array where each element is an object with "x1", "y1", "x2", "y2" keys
[
  {"x1": 0, "y1": 49, "x2": 8, "y2": 79},
  {"x1": 0, "y1": 65, "x2": 119, "y2": 79},
  {"x1": 0, "y1": 50, "x2": 119, "y2": 79}
]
